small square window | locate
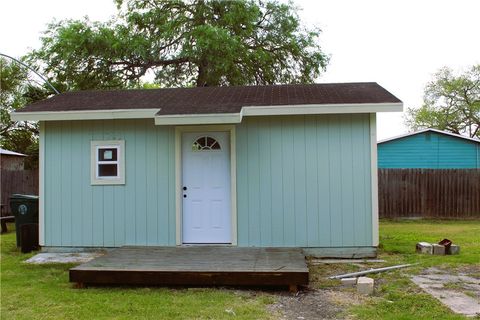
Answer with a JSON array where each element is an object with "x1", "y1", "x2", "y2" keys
[{"x1": 91, "y1": 141, "x2": 125, "y2": 185}]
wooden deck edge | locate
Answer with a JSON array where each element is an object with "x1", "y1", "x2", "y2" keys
[{"x1": 69, "y1": 269, "x2": 309, "y2": 286}]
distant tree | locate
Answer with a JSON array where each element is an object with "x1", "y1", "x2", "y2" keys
[
  {"x1": 29, "y1": 0, "x2": 329, "y2": 90},
  {"x1": 405, "y1": 65, "x2": 480, "y2": 139},
  {"x1": 0, "y1": 57, "x2": 51, "y2": 169}
]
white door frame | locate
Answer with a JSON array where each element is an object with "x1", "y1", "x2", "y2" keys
[{"x1": 175, "y1": 125, "x2": 237, "y2": 245}]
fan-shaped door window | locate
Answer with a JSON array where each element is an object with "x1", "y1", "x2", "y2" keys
[{"x1": 192, "y1": 136, "x2": 221, "y2": 151}]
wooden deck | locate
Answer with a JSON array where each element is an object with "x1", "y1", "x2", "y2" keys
[{"x1": 69, "y1": 246, "x2": 308, "y2": 289}]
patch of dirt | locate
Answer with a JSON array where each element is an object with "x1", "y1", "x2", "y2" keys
[
  {"x1": 267, "y1": 260, "x2": 372, "y2": 319},
  {"x1": 267, "y1": 288, "x2": 364, "y2": 320}
]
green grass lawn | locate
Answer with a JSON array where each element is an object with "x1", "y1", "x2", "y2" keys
[
  {"x1": 1, "y1": 220, "x2": 479, "y2": 319},
  {"x1": 350, "y1": 219, "x2": 480, "y2": 320},
  {"x1": 379, "y1": 219, "x2": 480, "y2": 266},
  {"x1": 0, "y1": 226, "x2": 274, "y2": 320}
]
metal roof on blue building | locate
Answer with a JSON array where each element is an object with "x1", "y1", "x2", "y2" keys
[{"x1": 378, "y1": 129, "x2": 480, "y2": 169}]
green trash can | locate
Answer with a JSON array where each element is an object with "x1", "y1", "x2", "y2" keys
[{"x1": 9, "y1": 194, "x2": 39, "y2": 247}]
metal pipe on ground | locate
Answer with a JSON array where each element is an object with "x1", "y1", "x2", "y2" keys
[{"x1": 328, "y1": 263, "x2": 416, "y2": 279}]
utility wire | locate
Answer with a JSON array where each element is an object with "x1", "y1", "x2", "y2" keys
[{"x1": 0, "y1": 53, "x2": 60, "y2": 94}]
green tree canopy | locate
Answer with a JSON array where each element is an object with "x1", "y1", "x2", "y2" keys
[
  {"x1": 405, "y1": 65, "x2": 480, "y2": 139},
  {"x1": 29, "y1": 0, "x2": 328, "y2": 90},
  {"x1": 0, "y1": 57, "x2": 49, "y2": 168},
  {"x1": 1, "y1": 58, "x2": 51, "y2": 134}
]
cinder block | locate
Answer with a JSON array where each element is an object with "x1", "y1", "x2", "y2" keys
[
  {"x1": 357, "y1": 277, "x2": 374, "y2": 295},
  {"x1": 432, "y1": 244, "x2": 445, "y2": 255},
  {"x1": 341, "y1": 277, "x2": 357, "y2": 287},
  {"x1": 447, "y1": 244, "x2": 460, "y2": 255},
  {"x1": 416, "y1": 242, "x2": 433, "y2": 254}
]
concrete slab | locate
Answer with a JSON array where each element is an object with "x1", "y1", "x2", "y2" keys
[
  {"x1": 25, "y1": 252, "x2": 104, "y2": 264},
  {"x1": 412, "y1": 269, "x2": 480, "y2": 317}
]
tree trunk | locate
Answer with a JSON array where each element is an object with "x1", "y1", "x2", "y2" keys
[{"x1": 196, "y1": 63, "x2": 208, "y2": 87}]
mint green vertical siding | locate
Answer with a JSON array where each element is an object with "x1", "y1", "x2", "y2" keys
[
  {"x1": 378, "y1": 131, "x2": 480, "y2": 168},
  {"x1": 44, "y1": 114, "x2": 373, "y2": 248},
  {"x1": 43, "y1": 119, "x2": 176, "y2": 247},
  {"x1": 236, "y1": 115, "x2": 373, "y2": 247}
]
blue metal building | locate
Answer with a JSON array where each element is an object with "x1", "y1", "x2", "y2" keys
[{"x1": 378, "y1": 128, "x2": 480, "y2": 168}]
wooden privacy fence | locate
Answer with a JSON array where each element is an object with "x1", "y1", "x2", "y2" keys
[
  {"x1": 378, "y1": 169, "x2": 480, "y2": 219},
  {"x1": 0, "y1": 169, "x2": 39, "y2": 215}
]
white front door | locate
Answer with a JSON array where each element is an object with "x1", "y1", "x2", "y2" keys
[{"x1": 182, "y1": 132, "x2": 231, "y2": 244}]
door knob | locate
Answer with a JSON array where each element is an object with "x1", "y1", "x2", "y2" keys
[{"x1": 183, "y1": 186, "x2": 187, "y2": 191}]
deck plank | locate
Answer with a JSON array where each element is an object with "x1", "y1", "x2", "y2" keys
[{"x1": 70, "y1": 246, "x2": 308, "y2": 287}]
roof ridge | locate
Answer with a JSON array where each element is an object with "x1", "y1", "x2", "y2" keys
[{"x1": 59, "y1": 82, "x2": 381, "y2": 95}]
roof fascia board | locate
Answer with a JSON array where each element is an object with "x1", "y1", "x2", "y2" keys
[
  {"x1": 154, "y1": 102, "x2": 403, "y2": 125},
  {"x1": 154, "y1": 113, "x2": 242, "y2": 125},
  {"x1": 11, "y1": 102, "x2": 403, "y2": 123},
  {"x1": 426, "y1": 128, "x2": 480, "y2": 143},
  {"x1": 10, "y1": 108, "x2": 160, "y2": 121},
  {"x1": 0, "y1": 150, "x2": 27, "y2": 157},
  {"x1": 242, "y1": 102, "x2": 403, "y2": 116}
]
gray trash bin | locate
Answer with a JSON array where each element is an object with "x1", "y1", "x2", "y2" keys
[{"x1": 9, "y1": 194, "x2": 39, "y2": 247}]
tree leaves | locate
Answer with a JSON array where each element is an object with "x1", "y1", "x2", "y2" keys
[
  {"x1": 0, "y1": 58, "x2": 48, "y2": 136},
  {"x1": 405, "y1": 65, "x2": 480, "y2": 139},
  {"x1": 0, "y1": 57, "x2": 47, "y2": 168},
  {"x1": 29, "y1": 0, "x2": 329, "y2": 89}
]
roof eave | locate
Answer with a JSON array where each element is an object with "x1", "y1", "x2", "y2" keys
[
  {"x1": 154, "y1": 102, "x2": 403, "y2": 125},
  {"x1": 10, "y1": 108, "x2": 160, "y2": 121},
  {"x1": 241, "y1": 102, "x2": 403, "y2": 116},
  {"x1": 10, "y1": 102, "x2": 403, "y2": 123},
  {"x1": 154, "y1": 113, "x2": 242, "y2": 125}
]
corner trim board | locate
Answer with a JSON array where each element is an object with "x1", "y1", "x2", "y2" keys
[
  {"x1": 39, "y1": 121, "x2": 45, "y2": 245},
  {"x1": 370, "y1": 113, "x2": 379, "y2": 246}
]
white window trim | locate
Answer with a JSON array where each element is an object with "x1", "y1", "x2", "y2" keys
[{"x1": 91, "y1": 140, "x2": 125, "y2": 185}]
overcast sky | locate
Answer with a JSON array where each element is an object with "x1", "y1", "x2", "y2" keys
[{"x1": 1, "y1": 0, "x2": 479, "y2": 139}]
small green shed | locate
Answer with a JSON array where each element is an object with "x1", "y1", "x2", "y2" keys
[{"x1": 12, "y1": 83, "x2": 402, "y2": 257}]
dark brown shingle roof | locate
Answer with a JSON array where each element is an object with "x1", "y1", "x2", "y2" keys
[{"x1": 17, "y1": 82, "x2": 401, "y2": 115}]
